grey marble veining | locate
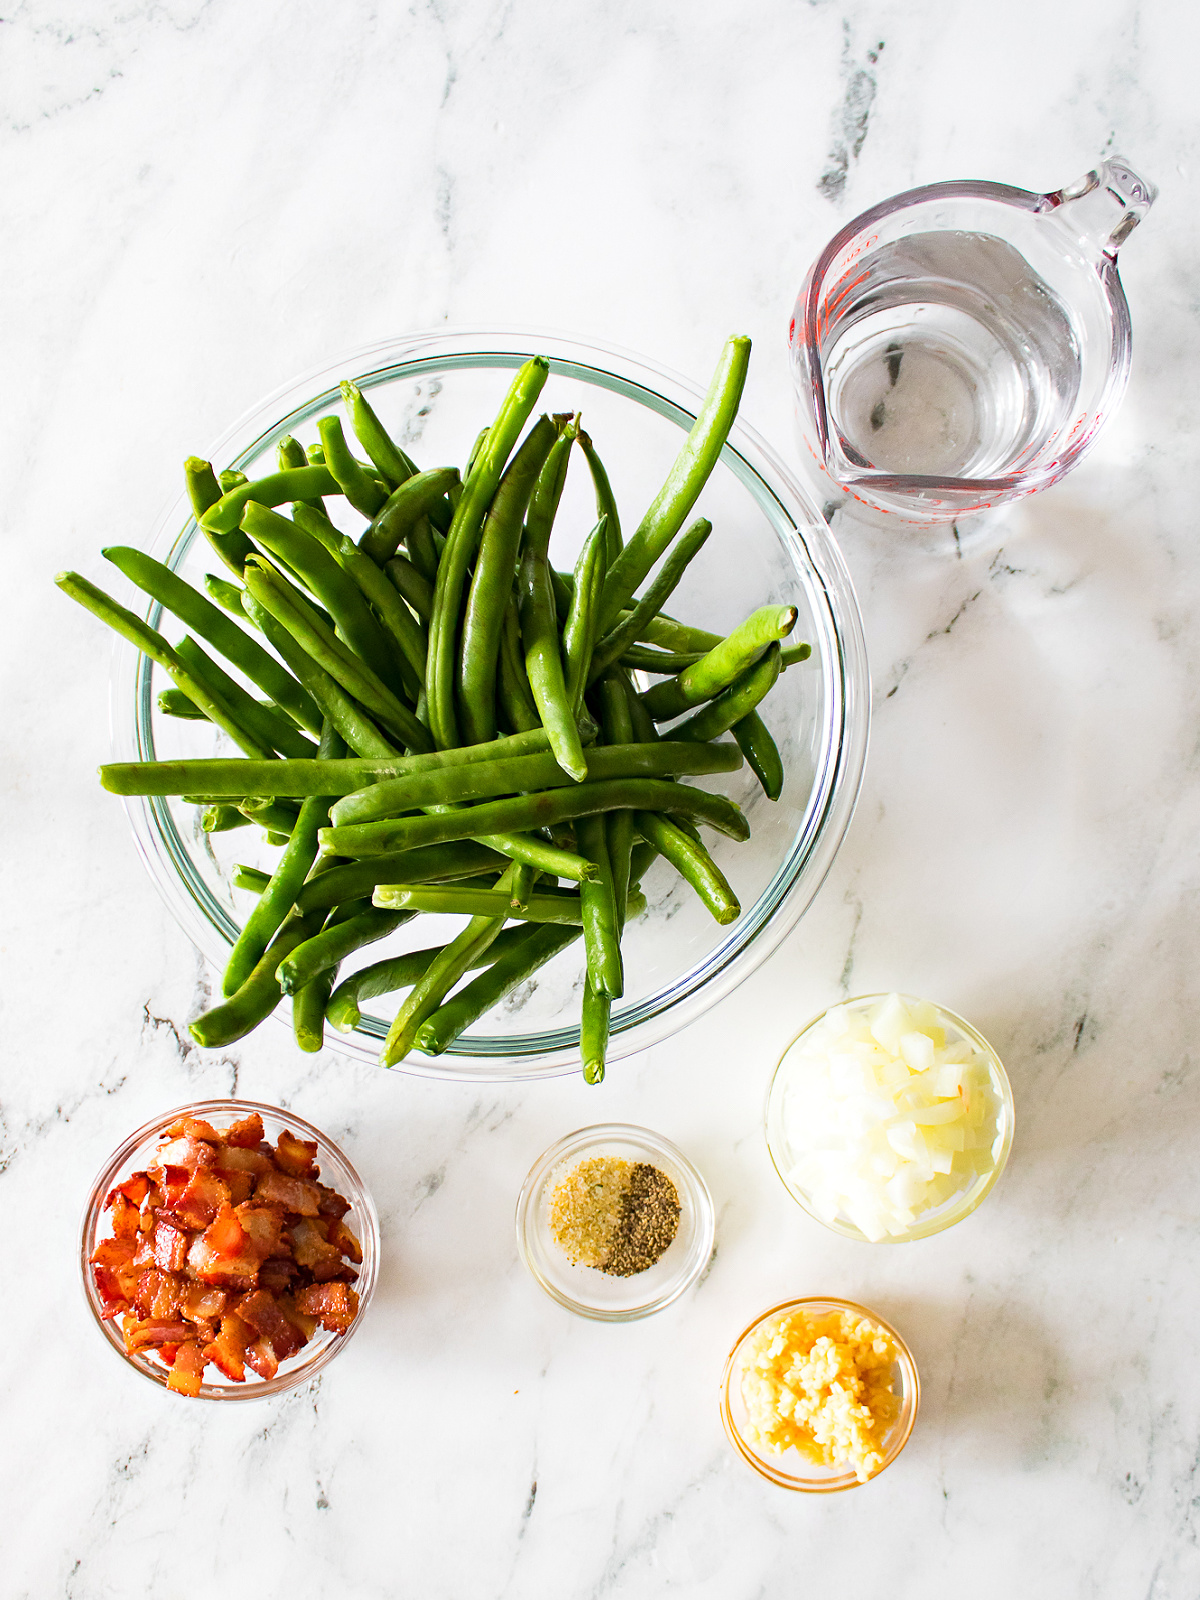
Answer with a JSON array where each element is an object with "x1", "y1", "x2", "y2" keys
[{"x1": 3, "y1": 1, "x2": 1200, "y2": 1595}]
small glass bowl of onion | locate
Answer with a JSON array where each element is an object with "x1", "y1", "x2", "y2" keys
[{"x1": 765, "y1": 993, "x2": 1014, "y2": 1243}]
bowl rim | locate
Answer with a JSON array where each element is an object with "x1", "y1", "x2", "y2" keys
[
  {"x1": 109, "y1": 326, "x2": 870, "y2": 1079},
  {"x1": 79, "y1": 1097, "x2": 380, "y2": 1401},
  {"x1": 514, "y1": 1120, "x2": 715, "y2": 1320},
  {"x1": 764, "y1": 992, "x2": 1016, "y2": 1242},
  {"x1": 719, "y1": 1293, "x2": 920, "y2": 1490}
]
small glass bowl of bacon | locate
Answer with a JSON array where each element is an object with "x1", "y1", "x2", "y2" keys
[{"x1": 80, "y1": 1100, "x2": 379, "y2": 1399}]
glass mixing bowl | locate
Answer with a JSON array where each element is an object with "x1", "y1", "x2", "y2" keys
[{"x1": 109, "y1": 329, "x2": 868, "y2": 1079}]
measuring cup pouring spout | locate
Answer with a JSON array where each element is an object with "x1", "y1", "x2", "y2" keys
[{"x1": 790, "y1": 156, "x2": 1157, "y2": 527}]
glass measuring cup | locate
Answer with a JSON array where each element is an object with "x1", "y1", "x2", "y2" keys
[{"x1": 789, "y1": 158, "x2": 1156, "y2": 525}]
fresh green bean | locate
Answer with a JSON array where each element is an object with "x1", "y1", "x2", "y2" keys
[
  {"x1": 325, "y1": 925, "x2": 533, "y2": 1032},
  {"x1": 641, "y1": 605, "x2": 796, "y2": 721},
  {"x1": 204, "y1": 573, "x2": 248, "y2": 617},
  {"x1": 781, "y1": 642, "x2": 811, "y2": 669},
  {"x1": 55, "y1": 571, "x2": 274, "y2": 758},
  {"x1": 329, "y1": 738, "x2": 742, "y2": 826},
  {"x1": 102, "y1": 728, "x2": 555, "y2": 798},
  {"x1": 359, "y1": 468, "x2": 461, "y2": 564},
  {"x1": 588, "y1": 517, "x2": 712, "y2": 685},
  {"x1": 385, "y1": 554, "x2": 434, "y2": 622},
  {"x1": 279, "y1": 907, "x2": 412, "y2": 996},
  {"x1": 578, "y1": 429, "x2": 622, "y2": 566},
  {"x1": 316, "y1": 415, "x2": 387, "y2": 517},
  {"x1": 459, "y1": 415, "x2": 560, "y2": 745},
  {"x1": 218, "y1": 469, "x2": 249, "y2": 493},
  {"x1": 497, "y1": 593, "x2": 540, "y2": 733},
  {"x1": 188, "y1": 458, "x2": 256, "y2": 574},
  {"x1": 238, "y1": 797, "x2": 301, "y2": 838},
  {"x1": 634, "y1": 811, "x2": 740, "y2": 925},
  {"x1": 405, "y1": 516, "x2": 440, "y2": 581},
  {"x1": 414, "y1": 923, "x2": 583, "y2": 1054},
  {"x1": 594, "y1": 673, "x2": 636, "y2": 934},
  {"x1": 562, "y1": 517, "x2": 608, "y2": 717},
  {"x1": 341, "y1": 379, "x2": 420, "y2": 488},
  {"x1": 580, "y1": 981, "x2": 610, "y2": 1085},
  {"x1": 379, "y1": 864, "x2": 519, "y2": 1066},
  {"x1": 222, "y1": 722, "x2": 344, "y2": 996},
  {"x1": 373, "y1": 881, "x2": 645, "y2": 924},
  {"x1": 293, "y1": 966, "x2": 336, "y2": 1052},
  {"x1": 518, "y1": 437, "x2": 587, "y2": 780},
  {"x1": 575, "y1": 813, "x2": 623, "y2": 998},
  {"x1": 600, "y1": 335, "x2": 750, "y2": 628},
  {"x1": 426, "y1": 357, "x2": 549, "y2": 749},
  {"x1": 241, "y1": 502, "x2": 411, "y2": 699},
  {"x1": 295, "y1": 508, "x2": 428, "y2": 688},
  {"x1": 667, "y1": 642, "x2": 782, "y2": 743},
  {"x1": 233, "y1": 864, "x2": 272, "y2": 893},
  {"x1": 190, "y1": 904, "x2": 326, "y2": 1048},
  {"x1": 321, "y1": 777, "x2": 749, "y2": 856},
  {"x1": 638, "y1": 614, "x2": 721, "y2": 653},
  {"x1": 733, "y1": 709, "x2": 784, "y2": 801},
  {"x1": 202, "y1": 804, "x2": 250, "y2": 833},
  {"x1": 185, "y1": 456, "x2": 223, "y2": 518},
  {"x1": 158, "y1": 687, "x2": 208, "y2": 720},
  {"x1": 508, "y1": 861, "x2": 536, "y2": 911},
  {"x1": 619, "y1": 645, "x2": 705, "y2": 674},
  {"x1": 173, "y1": 635, "x2": 317, "y2": 760},
  {"x1": 200, "y1": 466, "x2": 341, "y2": 534},
  {"x1": 473, "y1": 830, "x2": 596, "y2": 883},
  {"x1": 296, "y1": 842, "x2": 507, "y2": 912},
  {"x1": 240, "y1": 591, "x2": 396, "y2": 759},
  {"x1": 277, "y1": 434, "x2": 326, "y2": 512},
  {"x1": 102, "y1": 544, "x2": 323, "y2": 736},
  {"x1": 242, "y1": 557, "x2": 431, "y2": 752}
]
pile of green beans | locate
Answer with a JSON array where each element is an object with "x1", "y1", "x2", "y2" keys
[{"x1": 58, "y1": 335, "x2": 810, "y2": 1081}]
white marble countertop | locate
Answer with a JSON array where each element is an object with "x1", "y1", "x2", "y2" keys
[{"x1": 5, "y1": 2, "x2": 1199, "y2": 1595}]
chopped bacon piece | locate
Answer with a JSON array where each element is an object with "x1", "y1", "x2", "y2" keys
[
  {"x1": 237, "y1": 1290, "x2": 306, "y2": 1361},
  {"x1": 91, "y1": 1235, "x2": 137, "y2": 1269},
  {"x1": 253, "y1": 1170, "x2": 322, "y2": 1215},
  {"x1": 164, "y1": 1115, "x2": 220, "y2": 1143},
  {"x1": 132, "y1": 1231, "x2": 157, "y2": 1268},
  {"x1": 150, "y1": 1271, "x2": 186, "y2": 1320},
  {"x1": 153, "y1": 1220, "x2": 189, "y2": 1273},
  {"x1": 316, "y1": 1183, "x2": 351, "y2": 1220},
  {"x1": 106, "y1": 1171, "x2": 152, "y2": 1209},
  {"x1": 214, "y1": 1143, "x2": 274, "y2": 1176},
  {"x1": 235, "y1": 1203, "x2": 285, "y2": 1259},
  {"x1": 295, "y1": 1282, "x2": 359, "y2": 1335},
  {"x1": 93, "y1": 1265, "x2": 130, "y2": 1319},
  {"x1": 166, "y1": 1341, "x2": 208, "y2": 1396},
  {"x1": 274, "y1": 1129, "x2": 319, "y2": 1178},
  {"x1": 289, "y1": 1218, "x2": 344, "y2": 1282},
  {"x1": 223, "y1": 1172, "x2": 256, "y2": 1206},
  {"x1": 223, "y1": 1113, "x2": 265, "y2": 1148},
  {"x1": 258, "y1": 1257, "x2": 297, "y2": 1295},
  {"x1": 150, "y1": 1136, "x2": 216, "y2": 1176},
  {"x1": 328, "y1": 1217, "x2": 363, "y2": 1265},
  {"x1": 171, "y1": 1168, "x2": 232, "y2": 1231},
  {"x1": 181, "y1": 1284, "x2": 227, "y2": 1322},
  {"x1": 277, "y1": 1293, "x2": 318, "y2": 1341},
  {"x1": 125, "y1": 1318, "x2": 192, "y2": 1352},
  {"x1": 204, "y1": 1311, "x2": 253, "y2": 1382},
  {"x1": 109, "y1": 1194, "x2": 140, "y2": 1240},
  {"x1": 204, "y1": 1203, "x2": 245, "y2": 1260},
  {"x1": 244, "y1": 1337, "x2": 279, "y2": 1380}
]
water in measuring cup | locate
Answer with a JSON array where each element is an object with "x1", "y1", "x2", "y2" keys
[{"x1": 823, "y1": 232, "x2": 1081, "y2": 479}]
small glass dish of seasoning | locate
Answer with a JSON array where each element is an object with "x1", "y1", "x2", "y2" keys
[
  {"x1": 516, "y1": 1124, "x2": 715, "y2": 1321},
  {"x1": 720, "y1": 1296, "x2": 919, "y2": 1491}
]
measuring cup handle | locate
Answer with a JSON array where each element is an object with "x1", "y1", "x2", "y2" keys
[{"x1": 1043, "y1": 157, "x2": 1158, "y2": 259}]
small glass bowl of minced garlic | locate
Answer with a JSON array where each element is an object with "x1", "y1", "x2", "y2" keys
[{"x1": 516, "y1": 1125, "x2": 715, "y2": 1320}]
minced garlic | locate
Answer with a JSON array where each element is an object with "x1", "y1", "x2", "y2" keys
[{"x1": 740, "y1": 1307, "x2": 900, "y2": 1482}]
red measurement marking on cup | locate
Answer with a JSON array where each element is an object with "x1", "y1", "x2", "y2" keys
[{"x1": 819, "y1": 270, "x2": 870, "y2": 340}]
